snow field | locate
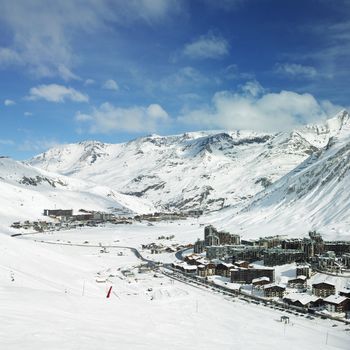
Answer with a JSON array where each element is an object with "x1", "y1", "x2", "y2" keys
[{"x1": 1, "y1": 225, "x2": 349, "y2": 349}]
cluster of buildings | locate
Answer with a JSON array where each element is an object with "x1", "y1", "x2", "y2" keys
[
  {"x1": 193, "y1": 226, "x2": 350, "y2": 273},
  {"x1": 134, "y1": 210, "x2": 203, "y2": 223},
  {"x1": 174, "y1": 226, "x2": 350, "y2": 316},
  {"x1": 43, "y1": 209, "x2": 115, "y2": 222},
  {"x1": 141, "y1": 242, "x2": 177, "y2": 254},
  {"x1": 172, "y1": 253, "x2": 350, "y2": 315},
  {"x1": 11, "y1": 208, "x2": 132, "y2": 232}
]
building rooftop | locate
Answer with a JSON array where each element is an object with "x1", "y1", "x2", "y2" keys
[
  {"x1": 252, "y1": 276, "x2": 270, "y2": 283},
  {"x1": 284, "y1": 293, "x2": 321, "y2": 306},
  {"x1": 263, "y1": 283, "x2": 285, "y2": 290},
  {"x1": 312, "y1": 281, "x2": 335, "y2": 288},
  {"x1": 324, "y1": 295, "x2": 348, "y2": 304}
]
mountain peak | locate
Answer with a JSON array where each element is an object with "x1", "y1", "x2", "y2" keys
[{"x1": 327, "y1": 108, "x2": 349, "y2": 126}]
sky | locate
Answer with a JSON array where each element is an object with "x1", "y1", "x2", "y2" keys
[{"x1": 0, "y1": 0, "x2": 349, "y2": 159}]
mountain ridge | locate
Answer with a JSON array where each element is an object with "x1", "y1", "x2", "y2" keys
[{"x1": 29, "y1": 111, "x2": 349, "y2": 213}]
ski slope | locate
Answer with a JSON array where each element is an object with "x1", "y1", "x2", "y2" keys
[{"x1": 0, "y1": 226, "x2": 349, "y2": 350}]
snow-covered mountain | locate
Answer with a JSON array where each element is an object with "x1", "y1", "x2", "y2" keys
[
  {"x1": 29, "y1": 111, "x2": 349, "y2": 214},
  {"x1": 213, "y1": 110, "x2": 350, "y2": 239},
  {"x1": 0, "y1": 157, "x2": 154, "y2": 230}
]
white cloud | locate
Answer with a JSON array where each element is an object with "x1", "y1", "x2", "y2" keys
[
  {"x1": 27, "y1": 84, "x2": 89, "y2": 103},
  {"x1": 24, "y1": 111, "x2": 33, "y2": 116},
  {"x1": 0, "y1": 1, "x2": 183, "y2": 79},
  {"x1": 147, "y1": 103, "x2": 169, "y2": 119},
  {"x1": 84, "y1": 79, "x2": 95, "y2": 86},
  {"x1": 58, "y1": 64, "x2": 81, "y2": 81},
  {"x1": 178, "y1": 81, "x2": 342, "y2": 132},
  {"x1": 275, "y1": 63, "x2": 318, "y2": 79},
  {"x1": 4, "y1": 99, "x2": 15, "y2": 106},
  {"x1": 183, "y1": 32, "x2": 229, "y2": 59},
  {"x1": 103, "y1": 79, "x2": 119, "y2": 91},
  {"x1": 76, "y1": 102, "x2": 169, "y2": 133}
]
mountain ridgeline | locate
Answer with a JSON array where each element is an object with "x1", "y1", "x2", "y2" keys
[{"x1": 29, "y1": 110, "x2": 350, "y2": 219}]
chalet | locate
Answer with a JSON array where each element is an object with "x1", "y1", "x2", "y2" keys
[
  {"x1": 252, "y1": 276, "x2": 270, "y2": 288},
  {"x1": 184, "y1": 254, "x2": 202, "y2": 265},
  {"x1": 215, "y1": 262, "x2": 234, "y2": 278},
  {"x1": 312, "y1": 282, "x2": 336, "y2": 298},
  {"x1": 323, "y1": 295, "x2": 349, "y2": 313},
  {"x1": 287, "y1": 275, "x2": 307, "y2": 290},
  {"x1": 263, "y1": 284, "x2": 285, "y2": 298},
  {"x1": 197, "y1": 262, "x2": 216, "y2": 277},
  {"x1": 339, "y1": 289, "x2": 350, "y2": 298},
  {"x1": 283, "y1": 294, "x2": 323, "y2": 309},
  {"x1": 172, "y1": 262, "x2": 197, "y2": 275},
  {"x1": 183, "y1": 265, "x2": 197, "y2": 275},
  {"x1": 197, "y1": 264, "x2": 207, "y2": 277},
  {"x1": 233, "y1": 260, "x2": 250, "y2": 268}
]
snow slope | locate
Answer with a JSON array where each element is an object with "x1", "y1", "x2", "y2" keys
[
  {"x1": 0, "y1": 228, "x2": 349, "y2": 350},
  {"x1": 0, "y1": 157, "x2": 154, "y2": 230},
  {"x1": 11, "y1": 109, "x2": 347, "y2": 240},
  {"x1": 30, "y1": 113, "x2": 348, "y2": 213},
  {"x1": 213, "y1": 110, "x2": 350, "y2": 239}
]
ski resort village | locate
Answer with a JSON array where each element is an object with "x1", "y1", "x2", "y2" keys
[
  {"x1": 2, "y1": 110, "x2": 350, "y2": 349},
  {"x1": 2, "y1": 1, "x2": 350, "y2": 349}
]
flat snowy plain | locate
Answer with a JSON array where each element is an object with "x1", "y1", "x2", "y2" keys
[{"x1": 1, "y1": 221, "x2": 349, "y2": 349}]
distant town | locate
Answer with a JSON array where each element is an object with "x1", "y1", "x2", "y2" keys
[{"x1": 10, "y1": 208, "x2": 203, "y2": 232}]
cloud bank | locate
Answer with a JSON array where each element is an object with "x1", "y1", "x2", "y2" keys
[
  {"x1": 0, "y1": 0, "x2": 184, "y2": 79},
  {"x1": 183, "y1": 32, "x2": 229, "y2": 60},
  {"x1": 178, "y1": 81, "x2": 343, "y2": 132},
  {"x1": 76, "y1": 102, "x2": 169, "y2": 133},
  {"x1": 27, "y1": 84, "x2": 89, "y2": 103}
]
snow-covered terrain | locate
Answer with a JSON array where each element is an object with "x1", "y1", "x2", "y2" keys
[
  {"x1": 1, "y1": 225, "x2": 349, "y2": 350},
  {"x1": 2, "y1": 107, "x2": 350, "y2": 350},
  {"x1": 31, "y1": 117, "x2": 342, "y2": 212},
  {"x1": 210, "y1": 110, "x2": 350, "y2": 239},
  {"x1": 0, "y1": 157, "x2": 154, "y2": 230},
  {"x1": 26, "y1": 110, "x2": 350, "y2": 239}
]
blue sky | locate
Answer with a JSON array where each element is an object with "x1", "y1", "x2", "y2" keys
[{"x1": 0, "y1": 0, "x2": 349, "y2": 159}]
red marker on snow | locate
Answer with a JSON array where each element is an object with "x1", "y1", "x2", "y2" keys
[{"x1": 106, "y1": 286, "x2": 113, "y2": 298}]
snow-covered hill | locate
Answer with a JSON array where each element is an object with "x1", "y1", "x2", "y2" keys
[
  {"x1": 213, "y1": 110, "x2": 350, "y2": 239},
  {"x1": 17, "y1": 109, "x2": 350, "y2": 239},
  {"x1": 0, "y1": 157, "x2": 154, "y2": 230},
  {"x1": 30, "y1": 111, "x2": 349, "y2": 214}
]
